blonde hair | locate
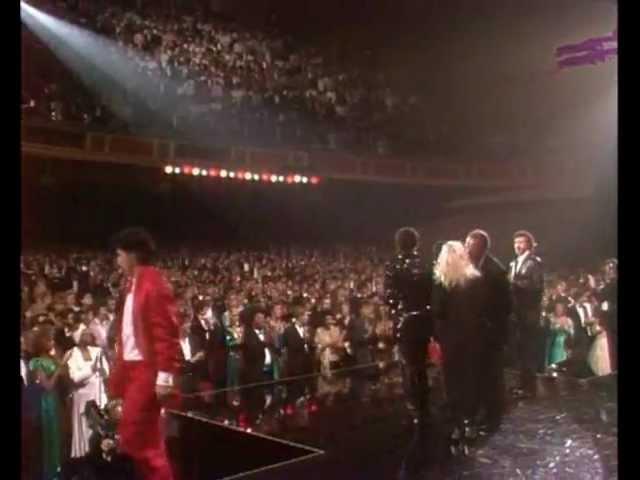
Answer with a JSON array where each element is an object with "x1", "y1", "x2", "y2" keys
[{"x1": 433, "y1": 241, "x2": 481, "y2": 289}]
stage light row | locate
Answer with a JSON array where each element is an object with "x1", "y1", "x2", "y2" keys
[{"x1": 163, "y1": 165, "x2": 320, "y2": 185}]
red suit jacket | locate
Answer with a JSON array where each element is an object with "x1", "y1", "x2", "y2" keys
[{"x1": 109, "y1": 266, "x2": 183, "y2": 398}]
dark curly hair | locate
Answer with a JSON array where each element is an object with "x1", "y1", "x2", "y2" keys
[{"x1": 110, "y1": 227, "x2": 156, "y2": 265}]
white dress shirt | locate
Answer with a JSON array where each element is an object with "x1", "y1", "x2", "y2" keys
[
  {"x1": 256, "y1": 329, "x2": 272, "y2": 366},
  {"x1": 180, "y1": 337, "x2": 192, "y2": 362},
  {"x1": 295, "y1": 324, "x2": 308, "y2": 352},
  {"x1": 576, "y1": 303, "x2": 593, "y2": 327},
  {"x1": 515, "y1": 251, "x2": 530, "y2": 275},
  {"x1": 122, "y1": 280, "x2": 143, "y2": 361},
  {"x1": 122, "y1": 276, "x2": 173, "y2": 387},
  {"x1": 21, "y1": 358, "x2": 27, "y2": 385},
  {"x1": 510, "y1": 251, "x2": 530, "y2": 280}
]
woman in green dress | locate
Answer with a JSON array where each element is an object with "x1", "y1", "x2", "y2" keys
[
  {"x1": 546, "y1": 302, "x2": 574, "y2": 367},
  {"x1": 28, "y1": 327, "x2": 64, "y2": 480}
]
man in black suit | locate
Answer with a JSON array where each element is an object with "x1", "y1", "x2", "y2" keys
[
  {"x1": 240, "y1": 306, "x2": 275, "y2": 421},
  {"x1": 179, "y1": 319, "x2": 207, "y2": 396},
  {"x1": 465, "y1": 229, "x2": 511, "y2": 431},
  {"x1": 282, "y1": 306, "x2": 315, "y2": 405},
  {"x1": 567, "y1": 290, "x2": 597, "y2": 377},
  {"x1": 282, "y1": 306, "x2": 314, "y2": 378},
  {"x1": 507, "y1": 230, "x2": 544, "y2": 398}
]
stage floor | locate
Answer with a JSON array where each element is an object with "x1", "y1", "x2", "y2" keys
[{"x1": 166, "y1": 364, "x2": 617, "y2": 480}]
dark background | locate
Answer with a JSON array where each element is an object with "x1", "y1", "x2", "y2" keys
[{"x1": 21, "y1": 156, "x2": 616, "y2": 269}]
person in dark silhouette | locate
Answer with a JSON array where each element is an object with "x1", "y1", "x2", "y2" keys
[
  {"x1": 384, "y1": 227, "x2": 433, "y2": 428},
  {"x1": 464, "y1": 229, "x2": 511, "y2": 430}
]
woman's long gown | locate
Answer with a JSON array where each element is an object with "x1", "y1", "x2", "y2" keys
[
  {"x1": 67, "y1": 345, "x2": 109, "y2": 457},
  {"x1": 547, "y1": 321, "x2": 572, "y2": 366},
  {"x1": 29, "y1": 357, "x2": 62, "y2": 480},
  {"x1": 433, "y1": 276, "x2": 488, "y2": 427},
  {"x1": 587, "y1": 327, "x2": 612, "y2": 376}
]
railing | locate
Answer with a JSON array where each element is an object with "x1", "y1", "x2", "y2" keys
[{"x1": 21, "y1": 120, "x2": 542, "y2": 187}]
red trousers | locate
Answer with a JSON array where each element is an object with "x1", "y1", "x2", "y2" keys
[{"x1": 115, "y1": 361, "x2": 174, "y2": 480}]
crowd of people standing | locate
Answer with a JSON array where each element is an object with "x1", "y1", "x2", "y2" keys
[
  {"x1": 21, "y1": 231, "x2": 617, "y2": 479},
  {"x1": 22, "y1": 1, "x2": 423, "y2": 154}
]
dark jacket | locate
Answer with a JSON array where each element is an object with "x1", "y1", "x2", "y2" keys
[
  {"x1": 480, "y1": 254, "x2": 512, "y2": 348},
  {"x1": 509, "y1": 252, "x2": 544, "y2": 316},
  {"x1": 384, "y1": 251, "x2": 432, "y2": 317},
  {"x1": 241, "y1": 328, "x2": 273, "y2": 384},
  {"x1": 282, "y1": 323, "x2": 313, "y2": 377}
]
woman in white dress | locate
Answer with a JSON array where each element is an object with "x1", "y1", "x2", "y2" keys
[
  {"x1": 586, "y1": 312, "x2": 612, "y2": 376},
  {"x1": 66, "y1": 329, "x2": 109, "y2": 457}
]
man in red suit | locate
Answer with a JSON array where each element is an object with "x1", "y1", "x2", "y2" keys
[{"x1": 108, "y1": 228, "x2": 182, "y2": 480}]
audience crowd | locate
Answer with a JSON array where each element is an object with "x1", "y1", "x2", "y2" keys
[
  {"x1": 20, "y1": 247, "x2": 617, "y2": 479},
  {"x1": 22, "y1": 2, "x2": 424, "y2": 154}
]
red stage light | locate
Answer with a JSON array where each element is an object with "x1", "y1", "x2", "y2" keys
[
  {"x1": 311, "y1": 176, "x2": 320, "y2": 185},
  {"x1": 261, "y1": 173, "x2": 270, "y2": 181},
  {"x1": 209, "y1": 168, "x2": 219, "y2": 177},
  {"x1": 286, "y1": 176, "x2": 293, "y2": 184},
  {"x1": 237, "y1": 171, "x2": 245, "y2": 179},
  {"x1": 285, "y1": 405, "x2": 295, "y2": 416},
  {"x1": 183, "y1": 165, "x2": 192, "y2": 174}
]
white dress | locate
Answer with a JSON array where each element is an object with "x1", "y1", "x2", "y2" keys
[
  {"x1": 67, "y1": 346, "x2": 109, "y2": 457},
  {"x1": 587, "y1": 328, "x2": 612, "y2": 376}
]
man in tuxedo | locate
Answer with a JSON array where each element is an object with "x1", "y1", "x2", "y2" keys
[
  {"x1": 465, "y1": 229, "x2": 511, "y2": 430},
  {"x1": 240, "y1": 306, "x2": 275, "y2": 420},
  {"x1": 567, "y1": 290, "x2": 596, "y2": 377},
  {"x1": 282, "y1": 305, "x2": 314, "y2": 378},
  {"x1": 507, "y1": 230, "x2": 544, "y2": 398},
  {"x1": 240, "y1": 306, "x2": 275, "y2": 384},
  {"x1": 282, "y1": 306, "x2": 315, "y2": 405},
  {"x1": 178, "y1": 319, "x2": 207, "y2": 396},
  {"x1": 107, "y1": 228, "x2": 181, "y2": 480},
  {"x1": 190, "y1": 298, "x2": 225, "y2": 390}
]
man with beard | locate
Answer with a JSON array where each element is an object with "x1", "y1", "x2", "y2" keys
[
  {"x1": 464, "y1": 229, "x2": 511, "y2": 432},
  {"x1": 508, "y1": 230, "x2": 544, "y2": 398}
]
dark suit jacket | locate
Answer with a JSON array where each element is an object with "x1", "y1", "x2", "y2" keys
[
  {"x1": 282, "y1": 324, "x2": 313, "y2": 376},
  {"x1": 181, "y1": 329, "x2": 207, "y2": 379},
  {"x1": 192, "y1": 317, "x2": 227, "y2": 384},
  {"x1": 480, "y1": 254, "x2": 512, "y2": 348},
  {"x1": 509, "y1": 253, "x2": 544, "y2": 317},
  {"x1": 241, "y1": 328, "x2": 272, "y2": 384}
]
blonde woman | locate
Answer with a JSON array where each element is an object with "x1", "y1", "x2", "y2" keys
[{"x1": 432, "y1": 241, "x2": 486, "y2": 456}]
